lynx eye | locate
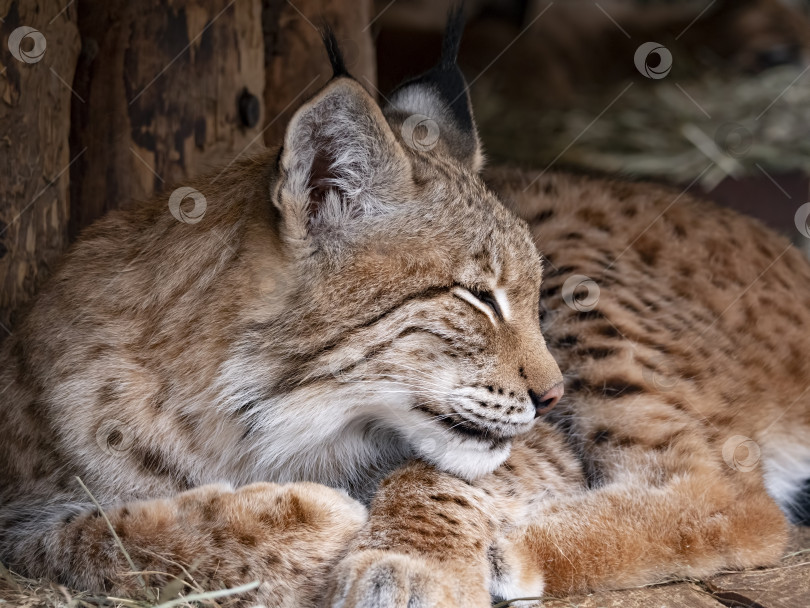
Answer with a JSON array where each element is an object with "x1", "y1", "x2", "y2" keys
[
  {"x1": 452, "y1": 286, "x2": 503, "y2": 324},
  {"x1": 470, "y1": 289, "x2": 503, "y2": 319}
]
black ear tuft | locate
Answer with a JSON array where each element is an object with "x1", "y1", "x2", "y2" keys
[
  {"x1": 383, "y1": 3, "x2": 482, "y2": 171},
  {"x1": 321, "y1": 25, "x2": 349, "y2": 78},
  {"x1": 391, "y1": 4, "x2": 472, "y2": 132},
  {"x1": 440, "y1": 3, "x2": 466, "y2": 69}
]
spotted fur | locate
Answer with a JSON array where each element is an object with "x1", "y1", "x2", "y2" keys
[
  {"x1": 2, "y1": 12, "x2": 810, "y2": 608},
  {"x1": 327, "y1": 166, "x2": 810, "y2": 607},
  {"x1": 0, "y1": 15, "x2": 566, "y2": 605}
]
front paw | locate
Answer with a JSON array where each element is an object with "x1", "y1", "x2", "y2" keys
[
  {"x1": 328, "y1": 549, "x2": 491, "y2": 608},
  {"x1": 489, "y1": 536, "x2": 545, "y2": 607},
  {"x1": 97, "y1": 482, "x2": 366, "y2": 604}
]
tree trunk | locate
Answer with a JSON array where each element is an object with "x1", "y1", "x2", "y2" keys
[
  {"x1": 262, "y1": 0, "x2": 377, "y2": 147},
  {"x1": 0, "y1": 0, "x2": 81, "y2": 334},
  {"x1": 1, "y1": 0, "x2": 377, "y2": 334},
  {"x1": 68, "y1": 0, "x2": 266, "y2": 239}
]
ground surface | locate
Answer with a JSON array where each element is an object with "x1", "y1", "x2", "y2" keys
[{"x1": 1, "y1": 527, "x2": 808, "y2": 607}]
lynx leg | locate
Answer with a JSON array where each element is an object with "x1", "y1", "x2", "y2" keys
[
  {"x1": 507, "y1": 472, "x2": 787, "y2": 595},
  {"x1": 326, "y1": 427, "x2": 584, "y2": 608},
  {"x1": 327, "y1": 420, "x2": 788, "y2": 607},
  {"x1": 499, "y1": 427, "x2": 789, "y2": 597},
  {"x1": 1, "y1": 482, "x2": 365, "y2": 607},
  {"x1": 327, "y1": 462, "x2": 498, "y2": 608}
]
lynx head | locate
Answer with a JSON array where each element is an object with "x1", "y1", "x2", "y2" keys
[{"x1": 245, "y1": 11, "x2": 563, "y2": 482}]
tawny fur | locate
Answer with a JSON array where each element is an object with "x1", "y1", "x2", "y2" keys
[
  {"x1": 1, "y1": 23, "x2": 809, "y2": 608},
  {"x1": 329, "y1": 168, "x2": 810, "y2": 606}
]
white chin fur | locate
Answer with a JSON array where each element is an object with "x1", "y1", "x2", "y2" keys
[{"x1": 413, "y1": 433, "x2": 512, "y2": 480}]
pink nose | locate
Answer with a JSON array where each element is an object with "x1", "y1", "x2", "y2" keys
[{"x1": 529, "y1": 382, "x2": 564, "y2": 416}]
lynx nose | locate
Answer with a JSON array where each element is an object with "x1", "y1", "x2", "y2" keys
[{"x1": 529, "y1": 382, "x2": 564, "y2": 416}]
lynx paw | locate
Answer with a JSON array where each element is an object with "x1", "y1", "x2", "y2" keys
[
  {"x1": 328, "y1": 549, "x2": 491, "y2": 608},
  {"x1": 488, "y1": 535, "x2": 545, "y2": 607},
  {"x1": 65, "y1": 482, "x2": 366, "y2": 605}
]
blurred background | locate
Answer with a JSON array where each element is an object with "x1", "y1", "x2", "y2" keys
[
  {"x1": 2, "y1": 0, "x2": 810, "y2": 333},
  {"x1": 376, "y1": 0, "x2": 810, "y2": 252}
]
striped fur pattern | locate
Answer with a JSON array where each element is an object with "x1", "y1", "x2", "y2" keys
[
  {"x1": 0, "y1": 29, "x2": 565, "y2": 602},
  {"x1": 2, "y1": 15, "x2": 810, "y2": 608},
  {"x1": 327, "y1": 168, "x2": 810, "y2": 607}
]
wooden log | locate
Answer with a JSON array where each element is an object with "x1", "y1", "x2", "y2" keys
[
  {"x1": 1, "y1": 0, "x2": 376, "y2": 334},
  {"x1": 262, "y1": 0, "x2": 376, "y2": 146},
  {"x1": 546, "y1": 583, "x2": 725, "y2": 608},
  {"x1": 0, "y1": 0, "x2": 81, "y2": 334},
  {"x1": 68, "y1": 0, "x2": 266, "y2": 239},
  {"x1": 704, "y1": 526, "x2": 810, "y2": 608}
]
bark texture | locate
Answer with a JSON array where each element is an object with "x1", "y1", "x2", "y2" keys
[
  {"x1": 68, "y1": 0, "x2": 266, "y2": 239},
  {"x1": 0, "y1": 0, "x2": 81, "y2": 334},
  {"x1": 262, "y1": 0, "x2": 376, "y2": 146}
]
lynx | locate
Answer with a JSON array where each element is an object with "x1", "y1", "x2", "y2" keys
[{"x1": 1, "y1": 12, "x2": 809, "y2": 608}]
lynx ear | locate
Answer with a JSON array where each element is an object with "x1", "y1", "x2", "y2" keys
[
  {"x1": 383, "y1": 5, "x2": 483, "y2": 172},
  {"x1": 276, "y1": 75, "x2": 413, "y2": 246}
]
